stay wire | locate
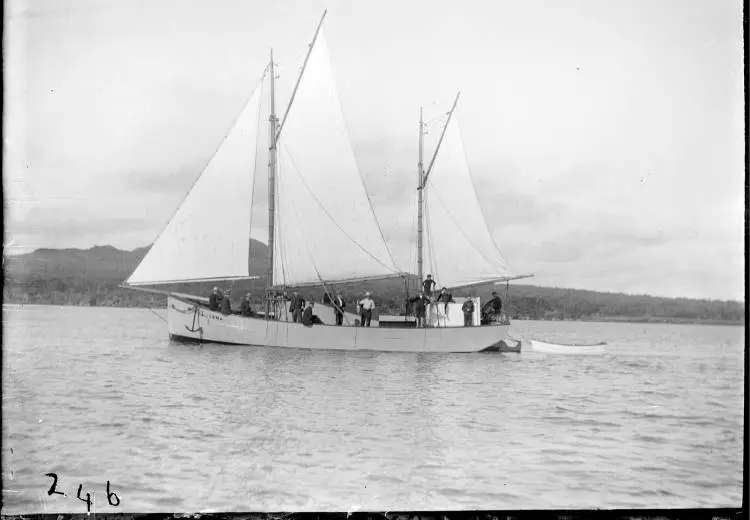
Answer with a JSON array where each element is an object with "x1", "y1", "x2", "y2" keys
[
  {"x1": 282, "y1": 145, "x2": 401, "y2": 276},
  {"x1": 457, "y1": 119, "x2": 512, "y2": 266},
  {"x1": 285, "y1": 190, "x2": 351, "y2": 326},
  {"x1": 327, "y1": 60, "x2": 402, "y2": 273}
]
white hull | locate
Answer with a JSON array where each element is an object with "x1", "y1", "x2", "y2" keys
[
  {"x1": 530, "y1": 339, "x2": 606, "y2": 355},
  {"x1": 167, "y1": 296, "x2": 511, "y2": 353}
]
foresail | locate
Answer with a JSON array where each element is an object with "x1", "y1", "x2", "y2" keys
[
  {"x1": 423, "y1": 117, "x2": 515, "y2": 289},
  {"x1": 126, "y1": 80, "x2": 265, "y2": 286},
  {"x1": 273, "y1": 32, "x2": 401, "y2": 287}
]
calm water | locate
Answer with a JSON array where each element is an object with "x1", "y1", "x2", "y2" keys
[{"x1": 1, "y1": 305, "x2": 744, "y2": 512}]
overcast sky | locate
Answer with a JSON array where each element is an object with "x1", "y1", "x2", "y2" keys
[{"x1": 4, "y1": 0, "x2": 745, "y2": 301}]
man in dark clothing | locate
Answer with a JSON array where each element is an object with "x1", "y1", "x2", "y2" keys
[
  {"x1": 289, "y1": 291, "x2": 305, "y2": 323},
  {"x1": 482, "y1": 291, "x2": 503, "y2": 323},
  {"x1": 301, "y1": 302, "x2": 319, "y2": 327},
  {"x1": 239, "y1": 293, "x2": 255, "y2": 317},
  {"x1": 409, "y1": 292, "x2": 430, "y2": 328},
  {"x1": 422, "y1": 274, "x2": 436, "y2": 297},
  {"x1": 333, "y1": 292, "x2": 346, "y2": 326},
  {"x1": 436, "y1": 287, "x2": 454, "y2": 313},
  {"x1": 209, "y1": 287, "x2": 222, "y2": 311},
  {"x1": 220, "y1": 289, "x2": 234, "y2": 315},
  {"x1": 462, "y1": 297, "x2": 475, "y2": 326},
  {"x1": 436, "y1": 287, "x2": 453, "y2": 302}
]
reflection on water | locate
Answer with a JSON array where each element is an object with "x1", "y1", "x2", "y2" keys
[{"x1": 2, "y1": 305, "x2": 744, "y2": 512}]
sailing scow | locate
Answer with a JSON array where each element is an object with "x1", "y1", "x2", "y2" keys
[{"x1": 123, "y1": 11, "x2": 533, "y2": 353}]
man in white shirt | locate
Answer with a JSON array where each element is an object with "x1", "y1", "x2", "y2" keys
[{"x1": 358, "y1": 291, "x2": 375, "y2": 327}]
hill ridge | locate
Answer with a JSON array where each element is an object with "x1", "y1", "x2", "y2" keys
[{"x1": 2, "y1": 243, "x2": 744, "y2": 324}]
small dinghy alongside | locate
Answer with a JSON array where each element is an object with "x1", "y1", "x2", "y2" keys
[{"x1": 530, "y1": 338, "x2": 607, "y2": 355}]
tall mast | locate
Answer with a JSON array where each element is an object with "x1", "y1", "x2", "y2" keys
[
  {"x1": 417, "y1": 92, "x2": 460, "y2": 291},
  {"x1": 265, "y1": 11, "x2": 326, "y2": 304},
  {"x1": 417, "y1": 107, "x2": 425, "y2": 289},
  {"x1": 266, "y1": 49, "x2": 277, "y2": 317}
]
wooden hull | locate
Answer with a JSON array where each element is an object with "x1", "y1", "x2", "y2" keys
[
  {"x1": 530, "y1": 339, "x2": 606, "y2": 355},
  {"x1": 167, "y1": 296, "x2": 510, "y2": 353}
]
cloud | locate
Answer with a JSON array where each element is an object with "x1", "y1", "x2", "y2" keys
[{"x1": 4, "y1": 0, "x2": 743, "y2": 301}]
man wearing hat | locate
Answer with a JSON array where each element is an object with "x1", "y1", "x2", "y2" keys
[
  {"x1": 358, "y1": 291, "x2": 375, "y2": 327},
  {"x1": 209, "y1": 286, "x2": 222, "y2": 311}
]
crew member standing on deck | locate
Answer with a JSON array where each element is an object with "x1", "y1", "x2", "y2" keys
[
  {"x1": 409, "y1": 292, "x2": 430, "y2": 328},
  {"x1": 333, "y1": 292, "x2": 346, "y2": 326},
  {"x1": 358, "y1": 292, "x2": 375, "y2": 327},
  {"x1": 422, "y1": 274, "x2": 436, "y2": 298},
  {"x1": 462, "y1": 297, "x2": 475, "y2": 327},
  {"x1": 220, "y1": 289, "x2": 234, "y2": 315},
  {"x1": 289, "y1": 291, "x2": 305, "y2": 323},
  {"x1": 240, "y1": 293, "x2": 255, "y2": 317},
  {"x1": 209, "y1": 287, "x2": 222, "y2": 311}
]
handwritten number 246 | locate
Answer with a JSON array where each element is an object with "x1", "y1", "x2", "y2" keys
[{"x1": 45, "y1": 473, "x2": 120, "y2": 510}]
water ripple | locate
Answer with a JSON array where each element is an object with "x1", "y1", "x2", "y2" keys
[{"x1": 1, "y1": 306, "x2": 744, "y2": 512}]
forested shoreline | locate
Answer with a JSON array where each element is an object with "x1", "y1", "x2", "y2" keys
[
  {"x1": 3, "y1": 244, "x2": 744, "y2": 325},
  {"x1": 3, "y1": 242, "x2": 745, "y2": 325}
]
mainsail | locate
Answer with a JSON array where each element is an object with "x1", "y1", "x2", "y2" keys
[
  {"x1": 273, "y1": 32, "x2": 402, "y2": 287},
  {"x1": 126, "y1": 14, "x2": 522, "y2": 294},
  {"x1": 422, "y1": 115, "x2": 516, "y2": 289},
  {"x1": 126, "y1": 80, "x2": 265, "y2": 286}
]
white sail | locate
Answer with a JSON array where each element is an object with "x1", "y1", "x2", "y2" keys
[
  {"x1": 126, "y1": 81, "x2": 265, "y2": 285},
  {"x1": 423, "y1": 117, "x2": 515, "y2": 289},
  {"x1": 273, "y1": 32, "x2": 401, "y2": 287}
]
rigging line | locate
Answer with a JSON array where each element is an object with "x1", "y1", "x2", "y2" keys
[
  {"x1": 284, "y1": 190, "x2": 350, "y2": 325},
  {"x1": 457, "y1": 119, "x2": 511, "y2": 263},
  {"x1": 276, "y1": 153, "x2": 289, "y2": 288},
  {"x1": 276, "y1": 46, "x2": 309, "y2": 79},
  {"x1": 326, "y1": 71, "x2": 402, "y2": 274},
  {"x1": 428, "y1": 186, "x2": 510, "y2": 273},
  {"x1": 248, "y1": 73, "x2": 271, "y2": 268},
  {"x1": 282, "y1": 145, "x2": 401, "y2": 275},
  {"x1": 318, "y1": 275, "x2": 352, "y2": 326},
  {"x1": 147, "y1": 307, "x2": 168, "y2": 324},
  {"x1": 410, "y1": 190, "x2": 419, "y2": 292},
  {"x1": 423, "y1": 191, "x2": 442, "y2": 327},
  {"x1": 123, "y1": 67, "x2": 269, "y2": 283},
  {"x1": 423, "y1": 188, "x2": 439, "y2": 285},
  {"x1": 358, "y1": 169, "x2": 402, "y2": 274}
]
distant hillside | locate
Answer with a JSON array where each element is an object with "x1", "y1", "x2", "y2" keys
[{"x1": 2, "y1": 243, "x2": 745, "y2": 325}]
